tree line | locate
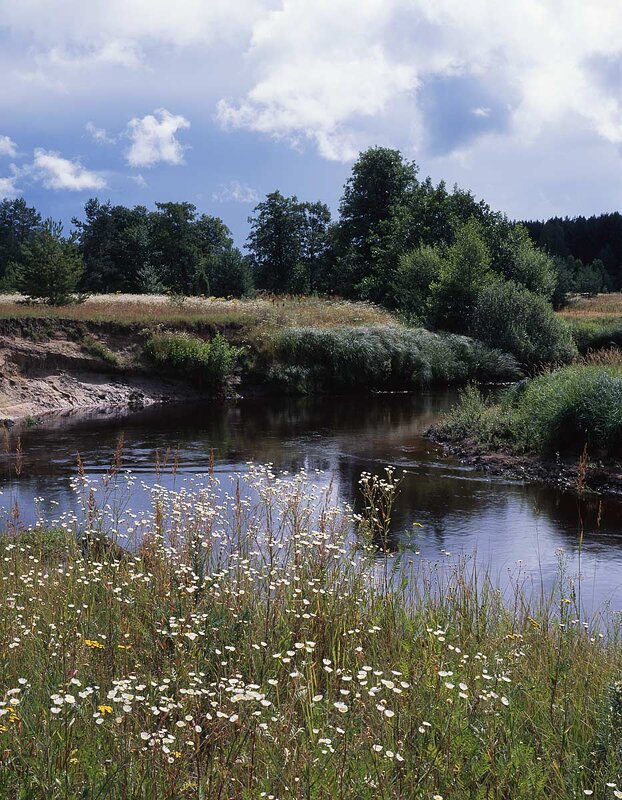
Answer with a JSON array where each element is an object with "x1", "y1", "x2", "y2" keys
[{"x1": 0, "y1": 146, "x2": 619, "y2": 317}]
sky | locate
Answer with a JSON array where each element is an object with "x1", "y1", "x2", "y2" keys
[{"x1": 1, "y1": 0, "x2": 622, "y2": 245}]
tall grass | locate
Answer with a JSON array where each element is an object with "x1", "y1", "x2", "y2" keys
[
  {"x1": 143, "y1": 332, "x2": 240, "y2": 390},
  {"x1": 438, "y1": 363, "x2": 622, "y2": 458},
  {"x1": 0, "y1": 465, "x2": 621, "y2": 798},
  {"x1": 263, "y1": 325, "x2": 520, "y2": 392}
]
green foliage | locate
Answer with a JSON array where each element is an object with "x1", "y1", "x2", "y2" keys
[
  {"x1": 435, "y1": 383, "x2": 511, "y2": 444},
  {"x1": 81, "y1": 335, "x2": 120, "y2": 366},
  {"x1": 17, "y1": 219, "x2": 84, "y2": 305},
  {"x1": 143, "y1": 332, "x2": 239, "y2": 390},
  {"x1": 493, "y1": 224, "x2": 557, "y2": 298},
  {"x1": 570, "y1": 318, "x2": 622, "y2": 353},
  {"x1": 471, "y1": 281, "x2": 577, "y2": 368},
  {"x1": 0, "y1": 198, "x2": 42, "y2": 286},
  {"x1": 428, "y1": 219, "x2": 494, "y2": 333},
  {"x1": 509, "y1": 365, "x2": 622, "y2": 456},
  {"x1": 393, "y1": 244, "x2": 443, "y2": 321},
  {"x1": 442, "y1": 364, "x2": 622, "y2": 458},
  {"x1": 74, "y1": 199, "x2": 250, "y2": 297},
  {"x1": 247, "y1": 192, "x2": 331, "y2": 294},
  {"x1": 265, "y1": 325, "x2": 520, "y2": 393}
]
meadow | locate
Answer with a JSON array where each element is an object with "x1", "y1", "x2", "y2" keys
[
  {"x1": 0, "y1": 462, "x2": 621, "y2": 799},
  {"x1": 559, "y1": 294, "x2": 622, "y2": 353}
]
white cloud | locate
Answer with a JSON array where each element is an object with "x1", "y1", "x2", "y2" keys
[
  {"x1": 0, "y1": 135, "x2": 17, "y2": 157},
  {"x1": 131, "y1": 173, "x2": 148, "y2": 188},
  {"x1": 86, "y1": 122, "x2": 117, "y2": 145},
  {"x1": 214, "y1": 0, "x2": 622, "y2": 161},
  {"x1": 0, "y1": 175, "x2": 19, "y2": 198},
  {"x1": 125, "y1": 109, "x2": 190, "y2": 168},
  {"x1": 47, "y1": 40, "x2": 144, "y2": 70},
  {"x1": 32, "y1": 148, "x2": 106, "y2": 190},
  {"x1": 212, "y1": 181, "x2": 259, "y2": 203}
]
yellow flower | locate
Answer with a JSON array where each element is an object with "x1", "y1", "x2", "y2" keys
[
  {"x1": 97, "y1": 705, "x2": 113, "y2": 715},
  {"x1": 84, "y1": 639, "x2": 105, "y2": 649},
  {"x1": 117, "y1": 644, "x2": 132, "y2": 650},
  {"x1": 528, "y1": 617, "x2": 541, "y2": 630}
]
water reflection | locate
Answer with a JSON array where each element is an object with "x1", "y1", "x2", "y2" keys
[{"x1": 1, "y1": 391, "x2": 622, "y2": 612}]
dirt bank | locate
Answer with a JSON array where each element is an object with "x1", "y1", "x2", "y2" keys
[
  {"x1": 0, "y1": 318, "x2": 205, "y2": 425},
  {"x1": 428, "y1": 428, "x2": 622, "y2": 497}
]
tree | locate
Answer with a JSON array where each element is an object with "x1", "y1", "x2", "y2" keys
[
  {"x1": 0, "y1": 198, "x2": 42, "y2": 288},
  {"x1": 428, "y1": 219, "x2": 493, "y2": 333},
  {"x1": 247, "y1": 192, "x2": 306, "y2": 293},
  {"x1": 17, "y1": 219, "x2": 84, "y2": 305},
  {"x1": 336, "y1": 147, "x2": 418, "y2": 301},
  {"x1": 73, "y1": 199, "x2": 150, "y2": 293},
  {"x1": 393, "y1": 245, "x2": 443, "y2": 321},
  {"x1": 149, "y1": 202, "x2": 204, "y2": 294}
]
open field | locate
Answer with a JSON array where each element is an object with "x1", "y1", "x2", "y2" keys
[
  {"x1": 559, "y1": 294, "x2": 622, "y2": 321},
  {"x1": 0, "y1": 294, "x2": 396, "y2": 330},
  {"x1": 557, "y1": 294, "x2": 622, "y2": 353},
  {"x1": 1, "y1": 467, "x2": 621, "y2": 799}
]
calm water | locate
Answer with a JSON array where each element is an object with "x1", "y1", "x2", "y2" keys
[{"x1": 2, "y1": 391, "x2": 622, "y2": 615}]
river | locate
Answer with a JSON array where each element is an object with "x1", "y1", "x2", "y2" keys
[{"x1": 2, "y1": 390, "x2": 622, "y2": 616}]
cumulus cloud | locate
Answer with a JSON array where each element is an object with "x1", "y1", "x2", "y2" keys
[
  {"x1": 0, "y1": 135, "x2": 17, "y2": 157},
  {"x1": 0, "y1": 175, "x2": 19, "y2": 198},
  {"x1": 215, "y1": 0, "x2": 622, "y2": 161},
  {"x1": 212, "y1": 181, "x2": 259, "y2": 203},
  {"x1": 32, "y1": 148, "x2": 106, "y2": 190},
  {"x1": 125, "y1": 109, "x2": 190, "y2": 168}
]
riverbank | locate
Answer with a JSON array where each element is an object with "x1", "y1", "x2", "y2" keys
[
  {"x1": 428, "y1": 426, "x2": 622, "y2": 496},
  {"x1": 429, "y1": 362, "x2": 622, "y2": 497},
  {"x1": 0, "y1": 294, "x2": 520, "y2": 424},
  {"x1": 1, "y1": 469, "x2": 621, "y2": 799}
]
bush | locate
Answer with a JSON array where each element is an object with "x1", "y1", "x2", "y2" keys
[
  {"x1": 471, "y1": 281, "x2": 577, "y2": 368},
  {"x1": 569, "y1": 319, "x2": 622, "y2": 354},
  {"x1": 510, "y1": 365, "x2": 622, "y2": 456},
  {"x1": 264, "y1": 325, "x2": 520, "y2": 393},
  {"x1": 144, "y1": 332, "x2": 239, "y2": 390},
  {"x1": 440, "y1": 364, "x2": 622, "y2": 458}
]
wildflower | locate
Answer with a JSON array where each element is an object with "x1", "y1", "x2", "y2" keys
[
  {"x1": 333, "y1": 702, "x2": 348, "y2": 713},
  {"x1": 97, "y1": 705, "x2": 113, "y2": 715},
  {"x1": 84, "y1": 639, "x2": 105, "y2": 650}
]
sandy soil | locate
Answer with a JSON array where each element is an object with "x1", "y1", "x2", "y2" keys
[{"x1": 0, "y1": 325, "x2": 196, "y2": 424}]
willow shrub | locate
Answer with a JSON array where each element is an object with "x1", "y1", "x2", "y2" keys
[{"x1": 471, "y1": 281, "x2": 578, "y2": 369}]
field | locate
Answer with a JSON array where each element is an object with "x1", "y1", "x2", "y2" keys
[
  {"x1": 0, "y1": 466, "x2": 621, "y2": 799},
  {"x1": 0, "y1": 294, "x2": 396, "y2": 330},
  {"x1": 558, "y1": 294, "x2": 622, "y2": 353}
]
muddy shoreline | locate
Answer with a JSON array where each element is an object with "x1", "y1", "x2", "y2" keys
[{"x1": 427, "y1": 427, "x2": 622, "y2": 497}]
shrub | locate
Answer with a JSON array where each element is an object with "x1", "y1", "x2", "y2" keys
[
  {"x1": 510, "y1": 365, "x2": 622, "y2": 456},
  {"x1": 569, "y1": 319, "x2": 622, "y2": 354},
  {"x1": 440, "y1": 364, "x2": 622, "y2": 458},
  {"x1": 265, "y1": 325, "x2": 520, "y2": 393},
  {"x1": 144, "y1": 332, "x2": 239, "y2": 390},
  {"x1": 471, "y1": 281, "x2": 577, "y2": 368}
]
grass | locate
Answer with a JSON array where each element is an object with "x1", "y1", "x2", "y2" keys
[
  {"x1": 0, "y1": 294, "x2": 396, "y2": 330},
  {"x1": 0, "y1": 465, "x2": 621, "y2": 798},
  {"x1": 143, "y1": 332, "x2": 240, "y2": 390},
  {"x1": 81, "y1": 335, "x2": 121, "y2": 367},
  {"x1": 559, "y1": 294, "x2": 622, "y2": 353},
  {"x1": 438, "y1": 361, "x2": 622, "y2": 458},
  {"x1": 261, "y1": 325, "x2": 521, "y2": 392}
]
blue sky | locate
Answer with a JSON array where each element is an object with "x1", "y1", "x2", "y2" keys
[{"x1": 1, "y1": 0, "x2": 622, "y2": 246}]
